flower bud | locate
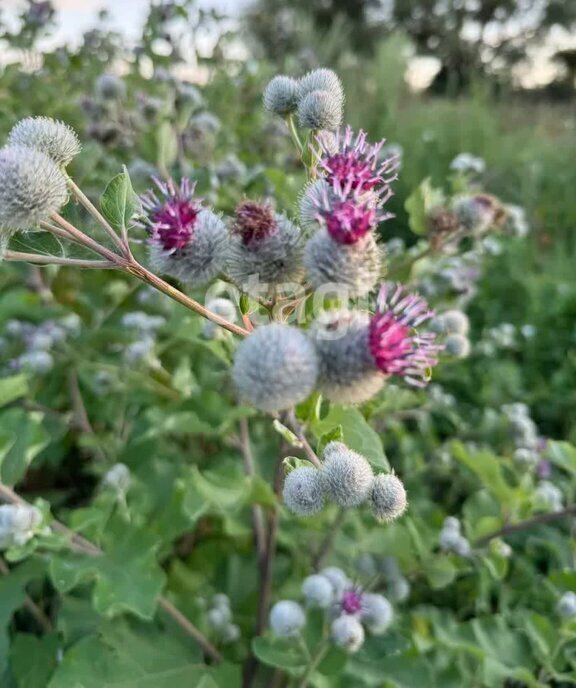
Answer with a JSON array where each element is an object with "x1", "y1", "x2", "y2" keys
[
  {"x1": 19, "y1": 350, "x2": 54, "y2": 374},
  {"x1": 226, "y1": 201, "x2": 304, "y2": 293},
  {"x1": 269, "y1": 600, "x2": 306, "y2": 637},
  {"x1": 203, "y1": 298, "x2": 237, "y2": 339},
  {"x1": 534, "y1": 480, "x2": 563, "y2": 512},
  {"x1": 557, "y1": 592, "x2": 576, "y2": 619},
  {"x1": 8, "y1": 117, "x2": 81, "y2": 167},
  {"x1": 321, "y1": 442, "x2": 374, "y2": 507},
  {"x1": 297, "y1": 90, "x2": 343, "y2": 131},
  {"x1": 102, "y1": 463, "x2": 131, "y2": 494},
  {"x1": 302, "y1": 574, "x2": 334, "y2": 608},
  {"x1": 331, "y1": 615, "x2": 364, "y2": 653},
  {"x1": 222, "y1": 623, "x2": 241, "y2": 643},
  {"x1": 212, "y1": 593, "x2": 230, "y2": 609},
  {"x1": 453, "y1": 194, "x2": 504, "y2": 234},
  {"x1": 232, "y1": 324, "x2": 318, "y2": 413},
  {"x1": 441, "y1": 310, "x2": 469, "y2": 336},
  {"x1": 0, "y1": 146, "x2": 68, "y2": 232},
  {"x1": 361, "y1": 593, "x2": 393, "y2": 635},
  {"x1": 369, "y1": 474, "x2": 407, "y2": 523},
  {"x1": 310, "y1": 310, "x2": 384, "y2": 404},
  {"x1": 298, "y1": 69, "x2": 344, "y2": 106},
  {"x1": 0, "y1": 504, "x2": 42, "y2": 550},
  {"x1": 444, "y1": 333, "x2": 470, "y2": 358},
  {"x1": 95, "y1": 73, "x2": 126, "y2": 100},
  {"x1": 263, "y1": 75, "x2": 300, "y2": 116},
  {"x1": 388, "y1": 577, "x2": 410, "y2": 602},
  {"x1": 208, "y1": 606, "x2": 232, "y2": 629},
  {"x1": 320, "y1": 567, "x2": 350, "y2": 595},
  {"x1": 283, "y1": 466, "x2": 325, "y2": 517},
  {"x1": 304, "y1": 228, "x2": 382, "y2": 299}
]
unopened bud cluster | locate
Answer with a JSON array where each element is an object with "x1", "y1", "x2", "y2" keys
[
  {"x1": 438, "y1": 516, "x2": 471, "y2": 557},
  {"x1": 263, "y1": 68, "x2": 344, "y2": 131},
  {"x1": 433, "y1": 309, "x2": 471, "y2": 359},
  {"x1": 0, "y1": 504, "x2": 43, "y2": 550},
  {"x1": 283, "y1": 441, "x2": 407, "y2": 524},
  {"x1": 271, "y1": 566, "x2": 394, "y2": 654},
  {"x1": 1, "y1": 314, "x2": 81, "y2": 376},
  {"x1": 205, "y1": 593, "x2": 241, "y2": 644},
  {"x1": 356, "y1": 553, "x2": 410, "y2": 602}
]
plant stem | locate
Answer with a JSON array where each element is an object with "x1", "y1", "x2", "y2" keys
[
  {"x1": 123, "y1": 260, "x2": 249, "y2": 337},
  {"x1": 474, "y1": 505, "x2": 576, "y2": 546},
  {"x1": 0, "y1": 483, "x2": 222, "y2": 662},
  {"x1": 51, "y1": 213, "x2": 125, "y2": 265},
  {"x1": 243, "y1": 451, "x2": 284, "y2": 687},
  {"x1": 297, "y1": 640, "x2": 329, "y2": 688},
  {"x1": 286, "y1": 115, "x2": 304, "y2": 155},
  {"x1": 3, "y1": 250, "x2": 114, "y2": 269},
  {"x1": 284, "y1": 410, "x2": 321, "y2": 468},
  {"x1": 238, "y1": 417, "x2": 267, "y2": 568},
  {"x1": 66, "y1": 176, "x2": 128, "y2": 256},
  {"x1": 313, "y1": 508, "x2": 346, "y2": 569}
]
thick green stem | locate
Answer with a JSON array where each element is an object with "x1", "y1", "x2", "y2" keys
[{"x1": 298, "y1": 641, "x2": 329, "y2": 688}]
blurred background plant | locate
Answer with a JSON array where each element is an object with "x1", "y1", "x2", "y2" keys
[{"x1": 1, "y1": 1, "x2": 576, "y2": 687}]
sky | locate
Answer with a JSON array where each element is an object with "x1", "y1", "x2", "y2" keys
[
  {"x1": 2, "y1": 0, "x2": 575, "y2": 88},
  {"x1": 2, "y1": 0, "x2": 247, "y2": 45}
]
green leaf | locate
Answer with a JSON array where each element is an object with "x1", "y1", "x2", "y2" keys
[
  {"x1": 9, "y1": 633, "x2": 59, "y2": 688},
  {"x1": 100, "y1": 167, "x2": 139, "y2": 233},
  {"x1": 423, "y1": 556, "x2": 457, "y2": 589},
  {"x1": 251, "y1": 636, "x2": 308, "y2": 671},
  {"x1": 49, "y1": 525, "x2": 166, "y2": 620},
  {"x1": 451, "y1": 442, "x2": 514, "y2": 503},
  {"x1": 0, "y1": 374, "x2": 28, "y2": 408},
  {"x1": 0, "y1": 408, "x2": 50, "y2": 484},
  {"x1": 547, "y1": 441, "x2": 576, "y2": 477},
  {"x1": 312, "y1": 406, "x2": 389, "y2": 469},
  {"x1": 48, "y1": 620, "x2": 241, "y2": 688},
  {"x1": 272, "y1": 419, "x2": 301, "y2": 447},
  {"x1": 0, "y1": 559, "x2": 47, "y2": 674},
  {"x1": 317, "y1": 425, "x2": 344, "y2": 457},
  {"x1": 404, "y1": 178, "x2": 444, "y2": 236}
]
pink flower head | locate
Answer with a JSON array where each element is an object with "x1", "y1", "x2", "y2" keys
[
  {"x1": 313, "y1": 183, "x2": 382, "y2": 245},
  {"x1": 318, "y1": 126, "x2": 398, "y2": 199},
  {"x1": 368, "y1": 283, "x2": 443, "y2": 386},
  {"x1": 340, "y1": 588, "x2": 363, "y2": 615},
  {"x1": 142, "y1": 178, "x2": 201, "y2": 252}
]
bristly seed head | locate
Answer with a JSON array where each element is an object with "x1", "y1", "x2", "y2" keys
[
  {"x1": 368, "y1": 283, "x2": 442, "y2": 387},
  {"x1": 141, "y1": 178, "x2": 201, "y2": 251},
  {"x1": 231, "y1": 199, "x2": 277, "y2": 245}
]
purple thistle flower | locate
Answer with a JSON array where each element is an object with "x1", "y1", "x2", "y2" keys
[
  {"x1": 318, "y1": 126, "x2": 398, "y2": 198},
  {"x1": 368, "y1": 283, "x2": 443, "y2": 386},
  {"x1": 312, "y1": 183, "x2": 383, "y2": 245},
  {"x1": 141, "y1": 178, "x2": 201, "y2": 252},
  {"x1": 340, "y1": 588, "x2": 363, "y2": 615}
]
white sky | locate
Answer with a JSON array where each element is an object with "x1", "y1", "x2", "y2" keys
[
  {"x1": 2, "y1": 0, "x2": 246, "y2": 45},
  {"x1": 2, "y1": 0, "x2": 575, "y2": 88}
]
